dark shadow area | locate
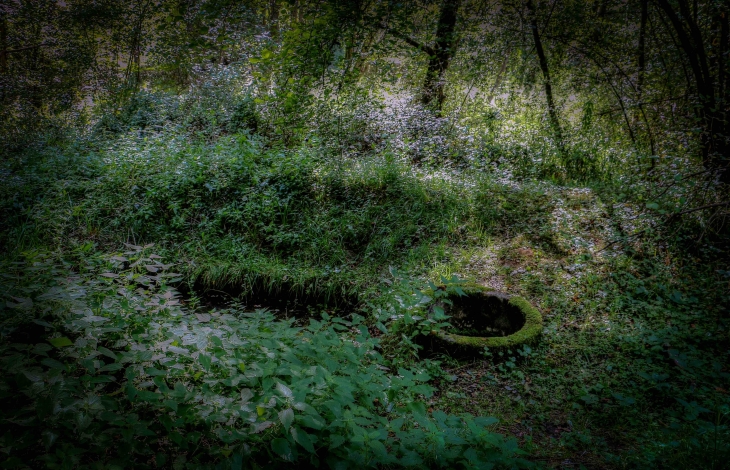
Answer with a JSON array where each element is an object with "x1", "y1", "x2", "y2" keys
[
  {"x1": 180, "y1": 279, "x2": 360, "y2": 319},
  {"x1": 443, "y1": 292, "x2": 525, "y2": 337}
]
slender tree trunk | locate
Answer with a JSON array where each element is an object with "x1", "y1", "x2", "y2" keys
[
  {"x1": 655, "y1": 0, "x2": 728, "y2": 182},
  {"x1": 354, "y1": 29, "x2": 376, "y2": 74},
  {"x1": 717, "y1": 6, "x2": 729, "y2": 180},
  {"x1": 637, "y1": 0, "x2": 647, "y2": 97},
  {"x1": 0, "y1": 17, "x2": 7, "y2": 74},
  {"x1": 525, "y1": 0, "x2": 563, "y2": 149},
  {"x1": 421, "y1": 0, "x2": 460, "y2": 115},
  {"x1": 636, "y1": 0, "x2": 656, "y2": 157},
  {"x1": 269, "y1": 0, "x2": 279, "y2": 39},
  {"x1": 485, "y1": 51, "x2": 511, "y2": 104},
  {"x1": 126, "y1": 0, "x2": 148, "y2": 89},
  {"x1": 591, "y1": 0, "x2": 609, "y2": 41}
]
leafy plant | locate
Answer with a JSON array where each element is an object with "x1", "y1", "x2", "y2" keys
[{"x1": 0, "y1": 247, "x2": 529, "y2": 468}]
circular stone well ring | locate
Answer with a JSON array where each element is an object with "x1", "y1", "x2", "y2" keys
[{"x1": 430, "y1": 284, "x2": 542, "y2": 354}]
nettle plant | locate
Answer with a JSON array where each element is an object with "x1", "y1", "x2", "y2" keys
[
  {"x1": 0, "y1": 247, "x2": 530, "y2": 469},
  {"x1": 374, "y1": 270, "x2": 464, "y2": 364}
]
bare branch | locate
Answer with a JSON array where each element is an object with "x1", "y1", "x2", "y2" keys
[{"x1": 386, "y1": 28, "x2": 434, "y2": 56}]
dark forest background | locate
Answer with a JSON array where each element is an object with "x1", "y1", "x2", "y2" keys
[{"x1": 0, "y1": 1, "x2": 729, "y2": 468}]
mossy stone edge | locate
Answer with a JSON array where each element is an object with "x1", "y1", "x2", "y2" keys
[{"x1": 432, "y1": 284, "x2": 543, "y2": 352}]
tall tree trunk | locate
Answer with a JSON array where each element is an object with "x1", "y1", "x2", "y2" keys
[
  {"x1": 636, "y1": 0, "x2": 656, "y2": 157},
  {"x1": 637, "y1": 0, "x2": 648, "y2": 97},
  {"x1": 269, "y1": 0, "x2": 279, "y2": 39},
  {"x1": 421, "y1": 0, "x2": 460, "y2": 115},
  {"x1": 0, "y1": 16, "x2": 7, "y2": 74},
  {"x1": 126, "y1": 0, "x2": 149, "y2": 89},
  {"x1": 525, "y1": 0, "x2": 564, "y2": 149},
  {"x1": 655, "y1": 0, "x2": 728, "y2": 182}
]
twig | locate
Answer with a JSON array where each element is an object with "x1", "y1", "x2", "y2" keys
[
  {"x1": 668, "y1": 201, "x2": 730, "y2": 218},
  {"x1": 594, "y1": 229, "x2": 648, "y2": 254}
]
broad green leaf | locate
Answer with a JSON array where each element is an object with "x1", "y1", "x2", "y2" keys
[
  {"x1": 136, "y1": 390, "x2": 162, "y2": 402},
  {"x1": 199, "y1": 353, "x2": 212, "y2": 371},
  {"x1": 99, "y1": 362, "x2": 123, "y2": 372},
  {"x1": 299, "y1": 415, "x2": 324, "y2": 430},
  {"x1": 163, "y1": 399, "x2": 178, "y2": 411},
  {"x1": 240, "y1": 388, "x2": 253, "y2": 403},
  {"x1": 276, "y1": 382, "x2": 293, "y2": 398},
  {"x1": 98, "y1": 347, "x2": 118, "y2": 361},
  {"x1": 279, "y1": 408, "x2": 294, "y2": 429},
  {"x1": 32, "y1": 343, "x2": 52, "y2": 355},
  {"x1": 329, "y1": 435, "x2": 346, "y2": 449},
  {"x1": 291, "y1": 427, "x2": 315, "y2": 453},
  {"x1": 41, "y1": 358, "x2": 65, "y2": 370},
  {"x1": 368, "y1": 439, "x2": 388, "y2": 458},
  {"x1": 48, "y1": 337, "x2": 73, "y2": 348},
  {"x1": 407, "y1": 401, "x2": 426, "y2": 417},
  {"x1": 271, "y1": 438, "x2": 292, "y2": 460}
]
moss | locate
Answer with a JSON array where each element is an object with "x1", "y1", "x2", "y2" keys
[{"x1": 430, "y1": 284, "x2": 543, "y2": 354}]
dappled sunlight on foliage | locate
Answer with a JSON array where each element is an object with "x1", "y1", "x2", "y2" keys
[{"x1": 2, "y1": 0, "x2": 730, "y2": 468}]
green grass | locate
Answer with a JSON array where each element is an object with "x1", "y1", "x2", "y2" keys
[
  {"x1": 0, "y1": 130, "x2": 555, "y2": 304},
  {"x1": 1, "y1": 122, "x2": 728, "y2": 469}
]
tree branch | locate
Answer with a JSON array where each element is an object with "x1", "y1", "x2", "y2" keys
[
  {"x1": 386, "y1": 28, "x2": 434, "y2": 56},
  {"x1": 6, "y1": 43, "x2": 46, "y2": 54},
  {"x1": 669, "y1": 201, "x2": 730, "y2": 217}
]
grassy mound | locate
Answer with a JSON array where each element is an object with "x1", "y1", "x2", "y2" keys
[{"x1": 0, "y1": 131, "x2": 555, "y2": 303}]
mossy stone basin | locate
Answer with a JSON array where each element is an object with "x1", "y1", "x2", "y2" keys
[{"x1": 430, "y1": 284, "x2": 542, "y2": 354}]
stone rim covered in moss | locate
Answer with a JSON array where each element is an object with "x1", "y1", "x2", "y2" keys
[{"x1": 432, "y1": 284, "x2": 542, "y2": 352}]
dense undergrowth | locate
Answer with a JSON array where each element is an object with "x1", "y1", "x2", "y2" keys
[
  {"x1": 0, "y1": 119, "x2": 554, "y2": 304},
  {"x1": 0, "y1": 246, "x2": 531, "y2": 469},
  {"x1": 1, "y1": 88, "x2": 729, "y2": 469}
]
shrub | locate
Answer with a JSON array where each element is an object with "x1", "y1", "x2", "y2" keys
[{"x1": 0, "y1": 247, "x2": 531, "y2": 468}]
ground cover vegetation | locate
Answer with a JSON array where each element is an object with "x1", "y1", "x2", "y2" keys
[{"x1": 1, "y1": 0, "x2": 729, "y2": 468}]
